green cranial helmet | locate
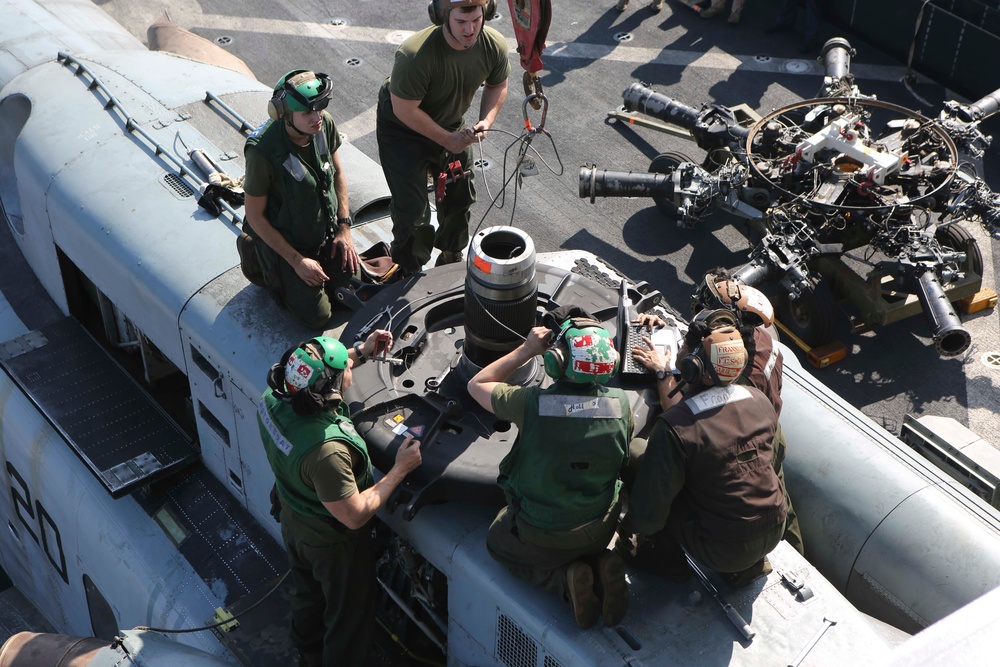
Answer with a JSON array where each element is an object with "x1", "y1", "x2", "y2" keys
[
  {"x1": 274, "y1": 70, "x2": 332, "y2": 113},
  {"x1": 283, "y1": 336, "x2": 349, "y2": 394},
  {"x1": 562, "y1": 323, "x2": 619, "y2": 384}
]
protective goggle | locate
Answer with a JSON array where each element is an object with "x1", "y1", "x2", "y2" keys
[
  {"x1": 301, "y1": 96, "x2": 330, "y2": 112},
  {"x1": 283, "y1": 71, "x2": 333, "y2": 112}
]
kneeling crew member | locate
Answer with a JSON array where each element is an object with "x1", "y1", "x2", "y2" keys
[
  {"x1": 258, "y1": 332, "x2": 421, "y2": 667},
  {"x1": 467, "y1": 314, "x2": 631, "y2": 629},
  {"x1": 624, "y1": 309, "x2": 787, "y2": 588},
  {"x1": 242, "y1": 69, "x2": 360, "y2": 328}
]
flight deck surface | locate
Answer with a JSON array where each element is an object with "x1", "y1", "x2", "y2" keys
[{"x1": 87, "y1": 0, "x2": 1000, "y2": 450}]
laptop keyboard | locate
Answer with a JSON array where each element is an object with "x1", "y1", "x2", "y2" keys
[{"x1": 622, "y1": 324, "x2": 654, "y2": 375}]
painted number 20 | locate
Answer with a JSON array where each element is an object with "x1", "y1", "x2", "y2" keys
[{"x1": 6, "y1": 462, "x2": 68, "y2": 584}]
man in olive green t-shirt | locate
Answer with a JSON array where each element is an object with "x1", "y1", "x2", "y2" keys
[{"x1": 376, "y1": 0, "x2": 510, "y2": 273}]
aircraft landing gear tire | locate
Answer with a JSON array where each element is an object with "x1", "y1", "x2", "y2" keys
[
  {"x1": 935, "y1": 223, "x2": 983, "y2": 276},
  {"x1": 648, "y1": 152, "x2": 697, "y2": 221},
  {"x1": 776, "y1": 282, "x2": 838, "y2": 348}
]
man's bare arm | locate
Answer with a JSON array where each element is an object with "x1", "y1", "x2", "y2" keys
[{"x1": 322, "y1": 438, "x2": 422, "y2": 530}]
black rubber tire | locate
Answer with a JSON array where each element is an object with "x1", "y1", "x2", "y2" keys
[
  {"x1": 935, "y1": 223, "x2": 983, "y2": 277},
  {"x1": 648, "y1": 151, "x2": 695, "y2": 219},
  {"x1": 776, "y1": 281, "x2": 838, "y2": 348}
]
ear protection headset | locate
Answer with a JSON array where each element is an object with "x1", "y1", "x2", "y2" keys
[
  {"x1": 267, "y1": 70, "x2": 333, "y2": 122},
  {"x1": 542, "y1": 317, "x2": 619, "y2": 383},
  {"x1": 677, "y1": 310, "x2": 744, "y2": 387},
  {"x1": 428, "y1": 0, "x2": 497, "y2": 26},
  {"x1": 266, "y1": 338, "x2": 348, "y2": 416}
]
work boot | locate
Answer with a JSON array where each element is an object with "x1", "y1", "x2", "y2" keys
[
  {"x1": 699, "y1": 0, "x2": 726, "y2": 19},
  {"x1": 595, "y1": 550, "x2": 630, "y2": 626},
  {"x1": 434, "y1": 250, "x2": 464, "y2": 267},
  {"x1": 566, "y1": 561, "x2": 600, "y2": 629},
  {"x1": 722, "y1": 557, "x2": 773, "y2": 589},
  {"x1": 236, "y1": 232, "x2": 265, "y2": 286},
  {"x1": 651, "y1": 0, "x2": 664, "y2": 12},
  {"x1": 727, "y1": 0, "x2": 744, "y2": 23},
  {"x1": 616, "y1": 0, "x2": 630, "y2": 11}
]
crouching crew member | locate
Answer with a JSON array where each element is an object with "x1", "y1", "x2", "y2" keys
[
  {"x1": 689, "y1": 271, "x2": 803, "y2": 555},
  {"x1": 258, "y1": 332, "x2": 422, "y2": 667},
  {"x1": 624, "y1": 309, "x2": 787, "y2": 588},
  {"x1": 467, "y1": 313, "x2": 631, "y2": 629}
]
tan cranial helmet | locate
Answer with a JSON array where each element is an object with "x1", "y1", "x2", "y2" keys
[
  {"x1": 715, "y1": 280, "x2": 774, "y2": 327},
  {"x1": 428, "y1": 0, "x2": 495, "y2": 25},
  {"x1": 679, "y1": 309, "x2": 748, "y2": 386},
  {"x1": 692, "y1": 274, "x2": 774, "y2": 328}
]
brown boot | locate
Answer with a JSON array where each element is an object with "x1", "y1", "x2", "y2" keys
[
  {"x1": 596, "y1": 550, "x2": 630, "y2": 626},
  {"x1": 699, "y1": 0, "x2": 726, "y2": 19},
  {"x1": 566, "y1": 561, "x2": 600, "y2": 629},
  {"x1": 727, "y1": 0, "x2": 744, "y2": 23},
  {"x1": 651, "y1": 0, "x2": 664, "y2": 12},
  {"x1": 616, "y1": 0, "x2": 630, "y2": 11}
]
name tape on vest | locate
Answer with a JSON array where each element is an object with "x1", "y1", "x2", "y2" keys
[
  {"x1": 538, "y1": 394, "x2": 623, "y2": 419},
  {"x1": 685, "y1": 384, "x2": 752, "y2": 415},
  {"x1": 259, "y1": 399, "x2": 294, "y2": 455}
]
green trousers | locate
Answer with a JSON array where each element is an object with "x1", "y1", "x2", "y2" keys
[
  {"x1": 280, "y1": 508, "x2": 377, "y2": 667},
  {"x1": 255, "y1": 238, "x2": 352, "y2": 329},
  {"x1": 486, "y1": 501, "x2": 620, "y2": 599},
  {"x1": 376, "y1": 120, "x2": 476, "y2": 272},
  {"x1": 772, "y1": 422, "x2": 804, "y2": 555}
]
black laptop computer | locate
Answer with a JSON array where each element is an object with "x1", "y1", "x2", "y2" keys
[{"x1": 616, "y1": 280, "x2": 681, "y2": 380}]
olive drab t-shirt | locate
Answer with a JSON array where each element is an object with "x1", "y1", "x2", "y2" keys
[
  {"x1": 301, "y1": 440, "x2": 367, "y2": 503},
  {"x1": 387, "y1": 25, "x2": 510, "y2": 130}
]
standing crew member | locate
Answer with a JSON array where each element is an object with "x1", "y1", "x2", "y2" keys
[
  {"x1": 624, "y1": 310, "x2": 787, "y2": 588},
  {"x1": 240, "y1": 70, "x2": 360, "y2": 329},
  {"x1": 258, "y1": 333, "x2": 422, "y2": 667},
  {"x1": 467, "y1": 312, "x2": 631, "y2": 629},
  {"x1": 376, "y1": 0, "x2": 510, "y2": 273}
]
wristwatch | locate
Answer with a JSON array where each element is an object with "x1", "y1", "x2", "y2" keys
[
  {"x1": 337, "y1": 216, "x2": 353, "y2": 228},
  {"x1": 352, "y1": 340, "x2": 367, "y2": 363},
  {"x1": 655, "y1": 369, "x2": 669, "y2": 382}
]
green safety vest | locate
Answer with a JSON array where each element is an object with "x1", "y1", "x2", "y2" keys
[
  {"x1": 498, "y1": 382, "x2": 630, "y2": 531},
  {"x1": 244, "y1": 115, "x2": 340, "y2": 253},
  {"x1": 258, "y1": 388, "x2": 373, "y2": 520}
]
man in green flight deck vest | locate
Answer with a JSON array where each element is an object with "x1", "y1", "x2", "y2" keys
[
  {"x1": 467, "y1": 310, "x2": 632, "y2": 629},
  {"x1": 258, "y1": 331, "x2": 422, "y2": 667},
  {"x1": 240, "y1": 69, "x2": 361, "y2": 329}
]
